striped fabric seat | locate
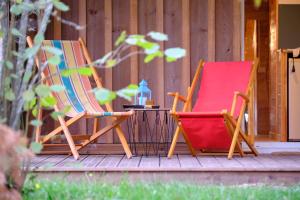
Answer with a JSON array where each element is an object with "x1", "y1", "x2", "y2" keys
[{"x1": 41, "y1": 40, "x2": 105, "y2": 117}]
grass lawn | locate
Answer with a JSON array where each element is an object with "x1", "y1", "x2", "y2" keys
[{"x1": 22, "y1": 177, "x2": 300, "y2": 200}]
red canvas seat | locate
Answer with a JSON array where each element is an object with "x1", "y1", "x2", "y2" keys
[{"x1": 168, "y1": 60, "x2": 259, "y2": 159}]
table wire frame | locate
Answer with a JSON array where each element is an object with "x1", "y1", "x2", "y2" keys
[{"x1": 126, "y1": 109, "x2": 175, "y2": 156}]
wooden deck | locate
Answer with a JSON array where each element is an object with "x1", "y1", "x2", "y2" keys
[{"x1": 30, "y1": 142, "x2": 300, "y2": 184}]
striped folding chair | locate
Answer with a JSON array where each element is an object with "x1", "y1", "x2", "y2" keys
[{"x1": 27, "y1": 37, "x2": 133, "y2": 160}]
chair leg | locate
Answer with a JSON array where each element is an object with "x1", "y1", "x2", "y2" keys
[
  {"x1": 180, "y1": 126, "x2": 196, "y2": 156},
  {"x1": 115, "y1": 125, "x2": 132, "y2": 158},
  {"x1": 58, "y1": 116, "x2": 80, "y2": 160},
  {"x1": 224, "y1": 118, "x2": 244, "y2": 157},
  {"x1": 228, "y1": 125, "x2": 241, "y2": 160},
  {"x1": 167, "y1": 126, "x2": 180, "y2": 158}
]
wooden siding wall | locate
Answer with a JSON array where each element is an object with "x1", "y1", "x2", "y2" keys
[
  {"x1": 44, "y1": 0, "x2": 242, "y2": 143},
  {"x1": 245, "y1": 0, "x2": 271, "y2": 136}
]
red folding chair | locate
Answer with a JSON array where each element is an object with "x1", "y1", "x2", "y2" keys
[{"x1": 167, "y1": 59, "x2": 259, "y2": 159}]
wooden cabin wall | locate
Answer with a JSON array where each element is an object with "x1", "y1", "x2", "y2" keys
[
  {"x1": 44, "y1": 0, "x2": 242, "y2": 144},
  {"x1": 245, "y1": 0, "x2": 271, "y2": 136}
]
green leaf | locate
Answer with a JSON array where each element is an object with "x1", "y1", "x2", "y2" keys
[
  {"x1": 50, "y1": 85, "x2": 65, "y2": 92},
  {"x1": 93, "y1": 88, "x2": 116, "y2": 105},
  {"x1": 144, "y1": 44, "x2": 160, "y2": 55},
  {"x1": 61, "y1": 68, "x2": 93, "y2": 77},
  {"x1": 50, "y1": 111, "x2": 65, "y2": 120},
  {"x1": 24, "y1": 98, "x2": 37, "y2": 111},
  {"x1": 35, "y1": 84, "x2": 51, "y2": 98},
  {"x1": 48, "y1": 55, "x2": 61, "y2": 65},
  {"x1": 116, "y1": 84, "x2": 138, "y2": 101},
  {"x1": 53, "y1": 0, "x2": 69, "y2": 11},
  {"x1": 23, "y1": 71, "x2": 32, "y2": 83},
  {"x1": 29, "y1": 142, "x2": 43, "y2": 154},
  {"x1": 5, "y1": 61, "x2": 13, "y2": 69},
  {"x1": 97, "y1": 52, "x2": 112, "y2": 64},
  {"x1": 77, "y1": 67, "x2": 93, "y2": 76},
  {"x1": 164, "y1": 48, "x2": 186, "y2": 59},
  {"x1": 115, "y1": 31, "x2": 127, "y2": 46},
  {"x1": 106, "y1": 59, "x2": 117, "y2": 68},
  {"x1": 11, "y1": 28, "x2": 23, "y2": 37},
  {"x1": 5, "y1": 89, "x2": 16, "y2": 101},
  {"x1": 34, "y1": 33, "x2": 44, "y2": 44},
  {"x1": 42, "y1": 46, "x2": 63, "y2": 56},
  {"x1": 148, "y1": 32, "x2": 168, "y2": 41},
  {"x1": 23, "y1": 89, "x2": 35, "y2": 102},
  {"x1": 254, "y1": 0, "x2": 262, "y2": 8},
  {"x1": 31, "y1": 106, "x2": 38, "y2": 117},
  {"x1": 166, "y1": 57, "x2": 177, "y2": 63},
  {"x1": 41, "y1": 96, "x2": 57, "y2": 107},
  {"x1": 10, "y1": 5, "x2": 23, "y2": 15},
  {"x1": 144, "y1": 51, "x2": 163, "y2": 63},
  {"x1": 24, "y1": 45, "x2": 40, "y2": 59}
]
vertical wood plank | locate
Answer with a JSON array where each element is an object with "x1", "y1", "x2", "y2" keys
[
  {"x1": 53, "y1": 11, "x2": 61, "y2": 39},
  {"x1": 269, "y1": 0, "x2": 279, "y2": 136},
  {"x1": 207, "y1": 0, "x2": 215, "y2": 61},
  {"x1": 190, "y1": 0, "x2": 208, "y2": 105},
  {"x1": 61, "y1": 0, "x2": 79, "y2": 40},
  {"x1": 280, "y1": 51, "x2": 287, "y2": 141},
  {"x1": 78, "y1": 0, "x2": 87, "y2": 42},
  {"x1": 156, "y1": 0, "x2": 165, "y2": 108},
  {"x1": 233, "y1": 0, "x2": 241, "y2": 61},
  {"x1": 78, "y1": 0, "x2": 87, "y2": 136},
  {"x1": 130, "y1": 0, "x2": 138, "y2": 85},
  {"x1": 105, "y1": 0, "x2": 114, "y2": 143},
  {"x1": 181, "y1": 0, "x2": 191, "y2": 96},
  {"x1": 215, "y1": 0, "x2": 233, "y2": 61},
  {"x1": 112, "y1": 0, "x2": 131, "y2": 143},
  {"x1": 164, "y1": 0, "x2": 183, "y2": 108}
]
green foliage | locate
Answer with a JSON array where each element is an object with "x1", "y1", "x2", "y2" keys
[
  {"x1": 60, "y1": 67, "x2": 93, "y2": 77},
  {"x1": 93, "y1": 88, "x2": 116, "y2": 105},
  {"x1": 115, "y1": 31, "x2": 127, "y2": 46},
  {"x1": 29, "y1": 142, "x2": 43, "y2": 154},
  {"x1": 11, "y1": 28, "x2": 23, "y2": 37},
  {"x1": 35, "y1": 84, "x2": 51, "y2": 98},
  {"x1": 52, "y1": 0, "x2": 69, "y2": 11},
  {"x1": 148, "y1": 31, "x2": 168, "y2": 41},
  {"x1": 22, "y1": 178, "x2": 300, "y2": 200},
  {"x1": 116, "y1": 84, "x2": 139, "y2": 101},
  {"x1": 106, "y1": 59, "x2": 117, "y2": 68}
]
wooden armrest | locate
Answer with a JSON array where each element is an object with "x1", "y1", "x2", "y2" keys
[
  {"x1": 234, "y1": 91, "x2": 249, "y2": 102},
  {"x1": 230, "y1": 91, "x2": 249, "y2": 116},
  {"x1": 167, "y1": 92, "x2": 187, "y2": 102}
]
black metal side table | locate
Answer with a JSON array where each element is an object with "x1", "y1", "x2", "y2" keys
[{"x1": 124, "y1": 107, "x2": 175, "y2": 156}]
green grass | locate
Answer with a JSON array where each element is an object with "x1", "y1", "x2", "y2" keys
[{"x1": 22, "y1": 177, "x2": 300, "y2": 200}]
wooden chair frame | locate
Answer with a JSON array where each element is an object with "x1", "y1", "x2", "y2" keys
[
  {"x1": 167, "y1": 59, "x2": 259, "y2": 159},
  {"x1": 27, "y1": 37, "x2": 132, "y2": 160}
]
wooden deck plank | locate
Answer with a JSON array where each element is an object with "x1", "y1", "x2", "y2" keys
[
  {"x1": 139, "y1": 156, "x2": 159, "y2": 168},
  {"x1": 80, "y1": 155, "x2": 106, "y2": 168},
  {"x1": 214, "y1": 156, "x2": 244, "y2": 168},
  {"x1": 30, "y1": 155, "x2": 51, "y2": 167},
  {"x1": 160, "y1": 155, "x2": 180, "y2": 168},
  {"x1": 178, "y1": 155, "x2": 201, "y2": 168},
  {"x1": 196, "y1": 156, "x2": 222, "y2": 168},
  {"x1": 253, "y1": 155, "x2": 283, "y2": 169},
  {"x1": 234, "y1": 156, "x2": 264, "y2": 169},
  {"x1": 96, "y1": 155, "x2": 124, "y2": 168},
  {"x1": 35, "y1": 155, "x2": 68, "y2": 168},
  {"x1": 55, "y1": 155, "x2": 88, "y2": 168},
  {"x1": 270, "y1": 155, "x2": 300, "y2": 168},
  {"x1": 117, "y1": 156, "x2": 141, "y2": 168}
]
